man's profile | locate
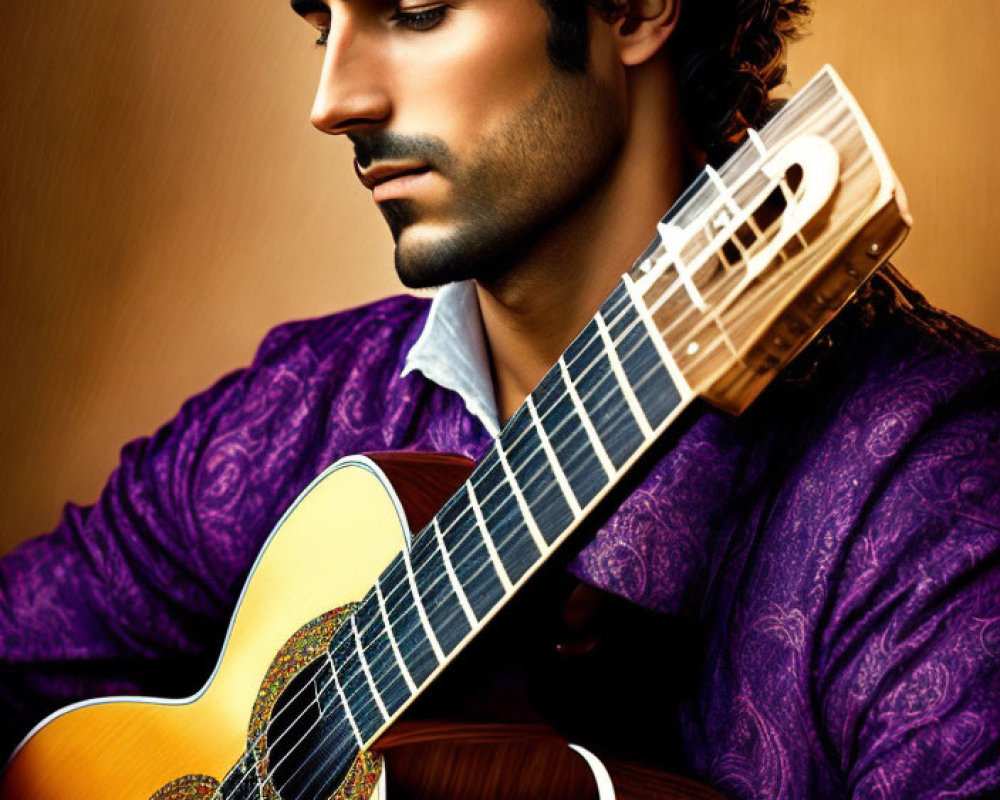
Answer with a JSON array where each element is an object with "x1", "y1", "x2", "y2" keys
[{"x1": 1, "y1": 1, "x2": 998, "y2": 798}]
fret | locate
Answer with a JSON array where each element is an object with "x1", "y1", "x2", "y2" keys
[
  {"x1": 619, "y1": 321, "x2": 681, "y2": 429},
  {"x1": 564, "y1": 320, "x2": 645, "y2": 469},
  {"x1": 526, "y1": 394, "x2": 582, "y2": 517},
  {"x1": 557, "y1": 355, "x2": 615, "y2": 479},
  {"x1": 355, "y1": 588, "x2": 415, "y2": 715},
  {"x1": 466, "y1": 482, "x2": 514, "y2": 593},
  {"x1": 350, "y1": 613, "x2": 388, "y2": 722},
  {"x1": 594, "y1": 307, "x2": 653, "y2": 438},
  {"x1": 532, "y1": 368, "x2": 608, "y2": 509},
  {"x1": 499, "y1": 406, "x2": 574, "y2": 544},
  {"x1": 374, "y1": 578, "x2": 417, "y2": 695},
  {"x1": 325, "y1": 651, "x2": 363, "y2": 748},
  {"x1": 435, "y1": 490, "x2": 507, "y2": 617},
  {"x1": 328, "y1": 630, "x2": 383, "y2": 743},
  {"x1": 411, "y1": 520, "x2": 472, "y2": 655},
  {"x1": 432, "y1": 517, "x2": 478, "y2": 628},
  {"x1": 381, "y1": 552, "x2": 444, "y2": 678},
  {"x1": 603, "y1": 284, "x2": 681, "y2": 428},
  {"x1": 623, "y1": 275, "x2": 693, "y2": 403},
  {"x1": 476, "y1": 447, "x2": 545, "y2": 580}
]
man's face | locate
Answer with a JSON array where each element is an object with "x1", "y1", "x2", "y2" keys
[{"x1": 297, "y1": 0, "x2": 626, "y2": 288}]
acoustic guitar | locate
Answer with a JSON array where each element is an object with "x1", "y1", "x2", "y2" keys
[{"x1": 1, "y1": 66, "x2": 911, "y2": 800}]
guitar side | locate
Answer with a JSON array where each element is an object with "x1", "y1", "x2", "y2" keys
[{"x1": 1, "y1": 454, "x2": 471, "y2": 800}]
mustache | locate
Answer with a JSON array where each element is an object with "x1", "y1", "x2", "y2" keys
[{"x1": 350, "y1": 131, "x2": 456, "y2": 173}]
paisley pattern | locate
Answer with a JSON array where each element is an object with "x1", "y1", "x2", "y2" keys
[{"x1": 2, "y1": 270, "x2": 998, "y2": 799}]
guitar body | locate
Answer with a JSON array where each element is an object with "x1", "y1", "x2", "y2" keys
[{"x1": 2, "y1": 453, "x2": 473, "y2": 800}]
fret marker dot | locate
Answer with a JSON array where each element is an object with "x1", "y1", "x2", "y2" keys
[{"x1": 686, "y1": 341, "x2": 700, "y2": 356}]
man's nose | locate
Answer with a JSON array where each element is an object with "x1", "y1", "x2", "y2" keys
[{"x1": 310, "y1": 18, "x2": 391, "y2": 135}]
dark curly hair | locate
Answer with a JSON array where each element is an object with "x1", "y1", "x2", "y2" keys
[{"x1": 537, "y1": 0, "x2": 813, "y2": 164}]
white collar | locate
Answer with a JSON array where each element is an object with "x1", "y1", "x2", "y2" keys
[{"x1": 401, "y1": 281, "x2": 501, "y2": 437}]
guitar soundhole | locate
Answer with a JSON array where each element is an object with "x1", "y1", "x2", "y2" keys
[{"x1": 265, "y1": 657, "x2": 358, "y2": 800}]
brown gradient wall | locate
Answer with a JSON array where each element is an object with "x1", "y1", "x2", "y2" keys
[{"x1": 2, "y1": 1, "x2": 998, "y2": 553}]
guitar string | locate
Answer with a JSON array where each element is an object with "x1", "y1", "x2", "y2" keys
[
  {"x1": 235, "y1": 247, "x2": 765, "y2": 800},
  {"x1": 220, "y1": 179, "x2": 780, "y2": 800}
]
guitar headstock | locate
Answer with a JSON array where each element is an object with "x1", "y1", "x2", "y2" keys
[{"x1": 629, "y1": 65, "x2": 912, "y2": 414}]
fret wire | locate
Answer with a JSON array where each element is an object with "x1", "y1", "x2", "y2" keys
[
  {"x1": 621, "y1": 274, "x2": 692, "y2": 398},
  {"x1": 465, "y1": 481, "x2": 515, "y2": 593},
  {"x1": 525, "y1": 394, "x2": 583, "y2": 516},
  {"x1": 380, "y1": 314, "x2": 647, "y2": 632},
  {"x1": 400, "y1": 547, "x2": 446, "y2": 664},
  {"x1": 349, "y1": 614, "x2": 388, "y2": 722},
  {"x1": 494, "y1": 436, "x2": 549, "y2": 553},
  {"x1": 594, "y1": 310, "x2": 654, "y2": 436},
  {"x1": 381, "y1": 289, "x2": 673, "y2": 631},
  {"x1": 557, "y1": 355, "x2": 616, "y2": 479},
  {"x1": 326, "y1": 651, "x2": 363, "y2": 748},
  {"x1": 375, "y1": 578, "x2": 417, "y2": 694},
  {"x1": 432, "y1": 516, "x2": 479, "y2": 627}
]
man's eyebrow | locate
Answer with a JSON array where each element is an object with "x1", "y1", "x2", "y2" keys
[{"x1": 290, "y1": 0, "x2": 329, "y2": 17}]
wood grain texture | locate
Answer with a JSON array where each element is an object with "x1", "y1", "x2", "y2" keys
[{"x1": 1, "y1": 0, "x2": 997, "y2": 555}]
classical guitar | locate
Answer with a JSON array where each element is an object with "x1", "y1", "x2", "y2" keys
[{"x1": 1, "y1": 66, "x2": 911, "y2": 800}]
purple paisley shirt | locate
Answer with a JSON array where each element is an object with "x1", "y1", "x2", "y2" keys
[{"x1": 1, "y1": 268, "x2": 998, "y2": 798}]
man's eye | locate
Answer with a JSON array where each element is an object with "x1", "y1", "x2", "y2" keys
[
  {"x1": 389, "y1": 5, "x2": 448, "y2": 31},
  {"x1": 315, "y1": 26, "x2": 330, "y2": 46}
]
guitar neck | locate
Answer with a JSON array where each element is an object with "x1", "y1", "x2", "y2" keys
[{"x1": 296, "y1": 63, "x2": 911, "y2": 762}]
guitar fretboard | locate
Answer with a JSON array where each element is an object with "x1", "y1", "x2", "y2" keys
[{"x1": 322, "y1": 278, "x2": 688, "y2": 750}]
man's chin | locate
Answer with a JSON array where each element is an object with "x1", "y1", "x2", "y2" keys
[
  {"x1": 389, "y1": 211, "x2": 519, "y2": 289},
  {"x1": 393, "y1": 223, "x2": 475, "y2": 289}
]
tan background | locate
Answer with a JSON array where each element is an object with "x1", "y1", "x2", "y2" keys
[{"x1": 1, "y1": 1, "x2": 998, "y2": 553}]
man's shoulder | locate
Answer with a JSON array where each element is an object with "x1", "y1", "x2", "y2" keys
[
  {"x1": 776, "y1": 265, "x2": 998, "y2": 431},
  {"x1": 249, "y1": 293, "x2": 432, "y2": 372}
]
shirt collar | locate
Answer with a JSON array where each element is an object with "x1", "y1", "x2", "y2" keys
[{"x1": 401, "y1": 281, "x2": 501, "y2": 437}]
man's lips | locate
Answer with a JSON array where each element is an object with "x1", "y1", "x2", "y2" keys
[{"x1": 355, "y1": 160, "x2": 432, "y2": 191}]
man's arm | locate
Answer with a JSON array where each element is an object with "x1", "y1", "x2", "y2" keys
[{"x1": 820, "y1": 399, "x2": 1000, "y2": 799}]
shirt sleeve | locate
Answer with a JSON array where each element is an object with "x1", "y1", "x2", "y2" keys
[
  {"x1": 0, "y1": 324, "x2": 330, "y2": 759},
  {"x1": 820, "y1": 399, "x2": 1000, "y2": 799}
]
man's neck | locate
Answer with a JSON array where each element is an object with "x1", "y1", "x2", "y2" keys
[{"x1": 476, "y1": 66, "x2": 687, "y2": 422}]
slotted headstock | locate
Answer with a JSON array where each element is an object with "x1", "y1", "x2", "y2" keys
[{"x1": 629, "y1": 66, "x2": 911, "y2": 414}]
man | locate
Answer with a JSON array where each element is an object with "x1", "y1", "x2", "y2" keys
[{"x1": 1, "y1": 0, "x2": 998, "y2": 798}]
